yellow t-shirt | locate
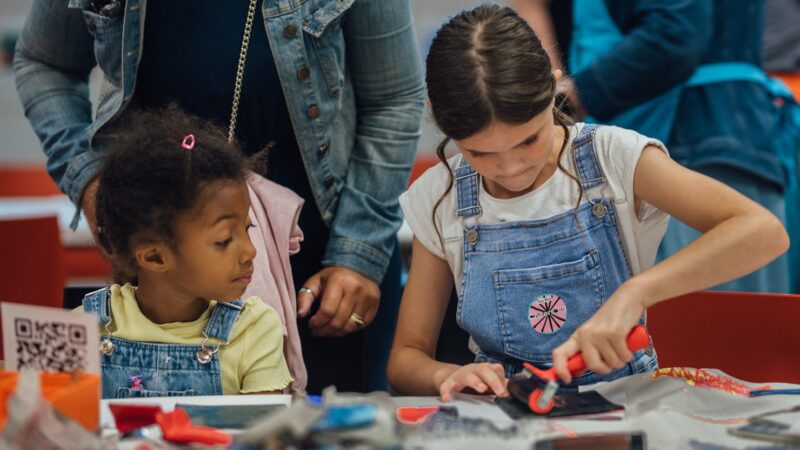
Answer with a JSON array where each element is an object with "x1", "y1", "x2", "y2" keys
[{"x1": 78, "y1": 284, "x2": 292, "y2": 394}]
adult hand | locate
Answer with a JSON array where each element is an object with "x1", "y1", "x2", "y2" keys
[
  {"x1": 437, "y1": 363, "x2": 508, "y2": 402},
  {"x1": 551, "y1": 285, "x2": 645, "y2": 384},
  {"x1": 80, "y1": 176, "x2": 100, "y2": 236},
  {"x1": 297, "y1": 267, "x2": 380, "y2": 337}
]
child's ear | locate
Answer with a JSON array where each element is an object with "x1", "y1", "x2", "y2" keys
[{"x1": 134, "y1": 242, "x2": 172, "y2": 273}]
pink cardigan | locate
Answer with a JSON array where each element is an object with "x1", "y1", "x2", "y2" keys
[{"x1": 243, "y1": 173, "x2": 307, "y2": 394}]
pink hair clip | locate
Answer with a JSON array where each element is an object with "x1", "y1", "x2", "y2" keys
[{"x1": 181, "y1": 134, "x2": 196, "y2": 151}]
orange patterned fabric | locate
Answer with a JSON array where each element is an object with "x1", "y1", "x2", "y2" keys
[{"x1": 652, "y1": 367, "x2": 771, "y2": 396}]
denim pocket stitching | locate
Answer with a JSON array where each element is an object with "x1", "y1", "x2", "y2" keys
[
  {"x1": 493, "y1": 250, "x2": 600, "y2": 285},
  {"x1": 492, "y1": 251, "x2": 604, "y2": 362}
]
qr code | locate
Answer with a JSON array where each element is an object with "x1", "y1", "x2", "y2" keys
[{"x1": 14, "y1": 318, "x2": 88, "y2": 372}]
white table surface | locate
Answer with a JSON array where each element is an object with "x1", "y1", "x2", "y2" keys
[{"x1": 97, "y1": 374, "x2": 800, "y2": 449}]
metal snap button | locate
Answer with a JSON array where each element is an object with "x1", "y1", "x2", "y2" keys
[
  {"x1": 297, "y1": 66, "x2": 311, "y2": 80},
  {"x1": 592, "y1": 203, "x2": 607, "y2": 218},
  {"x1": 99, "y1": 338, "x2": 115, "y2": 355},
  {"x1": 467, "y1": 229, "x2": 479, "y2": 245},
  {"x1": 196, "y1": 348, "x2": 213, "y2": 364},
  {"x1": 284, "y1": 23, "x2": 298, "y2": 38},
  {"x1": 307, "y1": 105, "x2": 320, "y2": 119}
]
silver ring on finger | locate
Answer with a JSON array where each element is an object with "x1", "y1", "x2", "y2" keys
[{"x1": 298, "y1": 286, "x2": 315, "y2": 299}]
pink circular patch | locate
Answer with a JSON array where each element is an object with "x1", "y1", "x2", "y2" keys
[{"x1": 529, "y1": 294, "x2": 567, "y2": 334}]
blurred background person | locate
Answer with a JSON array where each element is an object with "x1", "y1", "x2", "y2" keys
[{"x1": 515, "y1": 0, "x2": 799, "y2": 293}]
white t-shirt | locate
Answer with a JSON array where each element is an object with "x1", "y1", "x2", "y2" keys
[{"x1": 400, "y1": 124, "x2": 670, "y2": 295}]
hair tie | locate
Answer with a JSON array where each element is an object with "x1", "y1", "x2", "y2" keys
[{"x1": 181, "y1": 134, "x2": 196, "y2": 151}]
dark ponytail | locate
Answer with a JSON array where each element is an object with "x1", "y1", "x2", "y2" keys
[{"x1": 426, "y1": 5, "x2": 581, "y2": 252}]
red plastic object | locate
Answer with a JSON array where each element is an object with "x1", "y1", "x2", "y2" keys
[
  {"x1": 527, "y1": 389, "x2": 550, "y2": 414},
  {"x1": 108, "y1": 404, "x2": 162, "y2": 434},
  {"x1": 526, "y1": 325, "x2": 649, "y2": 384},
  {"x1": 396, "y1": 406, "x2": 440, "y2": 424},
  {"x1": 525, "y1": 325, "x2": 650, "y2": 413},
  {"x1": 156, "y1": 407, "x2": 232, "y2": 446}
]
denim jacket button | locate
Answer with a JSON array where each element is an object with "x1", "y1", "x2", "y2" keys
[
  {"x1": 324, "y1": 176, "x2": 335, "y2": 188},
  {"x1": 297, "y1": 66, "x2": 311, "y2": 80},
  {"x1": 87, "y1": 19, "x2": 97, "y2": 32},
  {"x1": 318, "y1": 143, "x2": 328, "y2": 155},
  {"x1": 284, "y1": 24, "x2": 298, "y2": 38},
  {"x1": 307, "y1": 105, "x2": 321, "y2": 119}
]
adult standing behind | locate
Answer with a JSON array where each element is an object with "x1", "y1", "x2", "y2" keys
[
  {"x1": 515, "y1": 0, "x2": 798, "y2": 293},
  {"x1": 14, "y1": 0, "x2": 425, "y2": 392},
  {"x1": 763, "y1": 0, "x2": 800, "y2": 293}
]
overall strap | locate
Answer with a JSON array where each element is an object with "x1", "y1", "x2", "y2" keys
[
  {"x1": 82, "y1": 287, "x2": 112, "y2": 325},
  {"x1": 454, "y1": 157, "x2": 483, "y2": 218},
  {"x1": 202, "y1": 300, "x2": 245, "y2": 343},
  {"x1": 572, "y1": 124, "x2": 607, "y2": 190}
]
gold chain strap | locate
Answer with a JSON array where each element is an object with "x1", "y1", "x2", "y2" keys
[{"x1": 228, "y1": 0, "x2": 259, "y2": 143}]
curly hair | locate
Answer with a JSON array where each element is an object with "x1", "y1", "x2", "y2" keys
[{"x1": 94, "y1": 104, "x2": 248, "y2": 283}]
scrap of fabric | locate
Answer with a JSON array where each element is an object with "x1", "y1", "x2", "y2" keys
[{"x1": 652, "y1": 368, "x2": 771, "y2": 396}]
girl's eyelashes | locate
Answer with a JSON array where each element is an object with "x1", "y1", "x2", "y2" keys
[
  {"x1": 215, "y1": 237, "x2": 233, "y2": 248},
  {"x1": 466, "y1": 137, "x2": 537, "y2": 158},
  {"x1": 216, "y1": 224, "x2": 254, "y2": 247}
]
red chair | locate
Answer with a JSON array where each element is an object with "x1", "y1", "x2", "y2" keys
[
  {"x1": 408, "y1": 155, "x2": 440, "y2": 186},
  {"x1": 0, "y1": 165, "x2": 111, "y2": 281},
  {"x1": 647, "y1": 291, "x2": 800, "y2": 384},
  {"x1": 0, "y1": 166, "x2": 62, "y2": 197},
  {"x1": 0, "y1": 216, "x2": 66, "y2": 360}
]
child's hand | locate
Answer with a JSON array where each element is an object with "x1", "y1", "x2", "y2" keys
[
  {"x1": 551, "y1": 286, "x2": 645, "y2": 384},
  {"x1": 438, "y1": 363, "x2": 508, "y2": 402}
]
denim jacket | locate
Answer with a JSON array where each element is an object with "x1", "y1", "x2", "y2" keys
[{"x1": 14, "y1": 0, "x2": 425, "y2": 283}]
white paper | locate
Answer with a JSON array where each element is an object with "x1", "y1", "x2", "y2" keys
[{"x1": 1, "y1": 302, "x2": 100, "y2": 374}]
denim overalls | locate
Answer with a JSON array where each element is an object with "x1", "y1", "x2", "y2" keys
[
  {"x1": 455, "y1": 125, "x2": 657, "y2": 387},
  {"x1": 83, "y1": 288, "x2": 244, "y2": 399}
]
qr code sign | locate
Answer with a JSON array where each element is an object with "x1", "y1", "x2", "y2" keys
[
  {"x1": 14, "y1": 318, "x2": 88, "y2": 372},
  {"x1": 2, "y1": 302, "x2": 100, "y2": 373}
]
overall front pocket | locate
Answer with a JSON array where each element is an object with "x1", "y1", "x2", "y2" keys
[{"x1": 493, "y1": 250, "x2": 604, "y2": 364}]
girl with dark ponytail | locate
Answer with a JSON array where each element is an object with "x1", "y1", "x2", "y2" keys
[{"x1": 388, "y1": 4, "x2": 787, "y2": 399}]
